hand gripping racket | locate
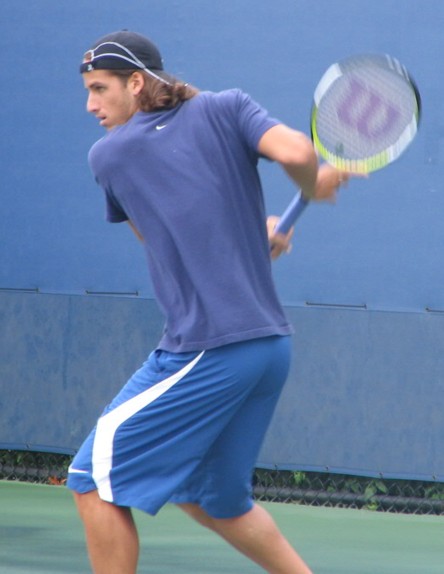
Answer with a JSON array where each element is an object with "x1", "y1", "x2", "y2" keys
[{"x1": 275, "y1": 54, "x2": 421, "y2": 234}]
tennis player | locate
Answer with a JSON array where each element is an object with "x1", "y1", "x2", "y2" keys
[{"x1": 67, "y1": 30, "x2": 350, "y2": 574}]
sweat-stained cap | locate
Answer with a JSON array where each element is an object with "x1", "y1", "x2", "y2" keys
[{"x1": 80, "y1": 30, "x2": 170, "y2": 83}]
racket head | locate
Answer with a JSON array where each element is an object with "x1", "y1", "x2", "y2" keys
[{"x1": 310, "y1": 54, "x2": 421, "y2": 173}]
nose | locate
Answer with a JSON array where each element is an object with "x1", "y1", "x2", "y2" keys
[{"x1": 86, "y1": 92, "x2": 98, "y2": 114}]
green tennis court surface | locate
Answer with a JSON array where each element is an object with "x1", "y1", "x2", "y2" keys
[{"x1": 0, "y1": 481, "x2": 442, "y2": 573}]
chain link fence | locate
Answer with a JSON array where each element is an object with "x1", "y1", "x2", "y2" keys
[
  {"x1": 253, "y1": 468, "x2": 444, "y2": 515},
  {"x1": 0, "y1": 450, "x2": 71, "y2": 486},
  {"x1": 1, "y1": 450, "x2": 443, "y2": 515}
]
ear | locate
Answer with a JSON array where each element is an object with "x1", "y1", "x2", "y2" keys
[{"x1": 128, "y1": 71, "x2": 145, "y2": 96}]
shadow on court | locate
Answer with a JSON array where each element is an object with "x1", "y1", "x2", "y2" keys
[{"x1": 0, "y1": 481, "x2": 442, "y2": 573}]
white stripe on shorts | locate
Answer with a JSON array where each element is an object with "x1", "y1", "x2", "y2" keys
[{"x1": 92, "y1": 351, "x2": 205, "y2": 502}]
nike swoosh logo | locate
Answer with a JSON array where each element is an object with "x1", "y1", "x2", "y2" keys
[{"x1": 156, "y1": 124, "x2": 167, "y2": 130}]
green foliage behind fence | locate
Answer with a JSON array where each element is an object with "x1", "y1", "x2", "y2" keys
[{"x1": 1, "y1": 450, "x2": 443, "y2": 515}]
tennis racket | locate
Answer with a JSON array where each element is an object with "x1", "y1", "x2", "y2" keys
[{"x1": 275, "y1": 53, "x2": 421, "y2": 234}]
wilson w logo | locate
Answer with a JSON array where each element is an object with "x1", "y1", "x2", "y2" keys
[{"x1": 337, "y1": 78, "x2": 400, "y2": 139}]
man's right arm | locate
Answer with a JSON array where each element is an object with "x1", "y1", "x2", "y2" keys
[{"x1": 258, "y1": 124, "x2": 350, "y2": 202}]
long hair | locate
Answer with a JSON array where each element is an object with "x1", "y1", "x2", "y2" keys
[{"x1": 112, "y1": 69, "x2": 199, "y2": 112}]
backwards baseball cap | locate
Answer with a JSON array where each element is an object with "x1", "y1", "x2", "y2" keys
[{"x1": 80, "y1": 30, "x2": 170, "y2": 83}]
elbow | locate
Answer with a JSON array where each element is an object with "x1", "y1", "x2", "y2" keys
[
  {"x1": 279, "y1": 133, "x2": 317, "y2": 168},
  {"x1": 259, "y1": 124, "x2": 318, "y2": 169}
]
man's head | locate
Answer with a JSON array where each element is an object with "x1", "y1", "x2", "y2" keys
[
  {"x1": 81, "y1": 30, "x2": 197, "y2": 130},
  {"x1": 81, "y1": 31, "x2": 167, "y2": 130}
]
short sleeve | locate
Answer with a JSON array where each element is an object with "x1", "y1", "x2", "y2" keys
[
  {"x1": 104, "y1": 188, "x2": 128, "y2": 223},
  {"x1": 224, "y1": 90, "x2": 281, "y2": 151}
]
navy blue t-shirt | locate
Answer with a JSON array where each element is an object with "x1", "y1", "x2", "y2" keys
[{"x1": 89, "y1": 89, "x2": 293, "y2": 351}]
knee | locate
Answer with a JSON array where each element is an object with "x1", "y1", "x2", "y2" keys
[
  {"x1": 176, "y1": 503, "x2": 217, "y2": 531},
  {"x1": 72, "y1": 489, "x2": 101, "y2": 518}
]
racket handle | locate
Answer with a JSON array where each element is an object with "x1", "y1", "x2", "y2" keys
[{"x1": 275, "y1": 191, "x2": 309, "y2": 234}]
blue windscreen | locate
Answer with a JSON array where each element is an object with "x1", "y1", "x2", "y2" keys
[{"x1": 1, "y1": 0, "x2": 443, "y2": 480}]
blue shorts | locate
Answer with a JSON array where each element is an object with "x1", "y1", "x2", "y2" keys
[{"x1": 67, "y1": 335, "x2": 291, "y2": 518}]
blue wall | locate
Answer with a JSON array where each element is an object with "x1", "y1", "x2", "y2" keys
[{"x1": 1, "y1": 0, "x2": 443, "y2": 481}]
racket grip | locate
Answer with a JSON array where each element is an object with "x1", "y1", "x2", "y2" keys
[{"x1": 275, "y1": 191, "x2": 309, "y2": 234}]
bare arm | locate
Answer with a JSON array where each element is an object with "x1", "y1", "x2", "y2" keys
[
  {"x1": 258, "y1": 125, "x2": 319, "y2": 199},
  {"x1": 258, "y1": 124, "x2": 352, "y2": 202}
]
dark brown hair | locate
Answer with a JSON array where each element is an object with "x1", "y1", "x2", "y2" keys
[{"x1": 111, "y1": 69, "x2": 199, "y2": 112}]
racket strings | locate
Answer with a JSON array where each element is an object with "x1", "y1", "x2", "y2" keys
[{"x1": 311, "y1": 55, "x2": 420, "y2": 172}]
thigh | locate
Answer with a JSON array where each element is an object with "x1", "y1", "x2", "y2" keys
[{"x1": 171, "y1": 335, "x2": 292, "y2": 518}]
